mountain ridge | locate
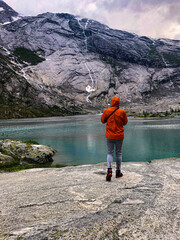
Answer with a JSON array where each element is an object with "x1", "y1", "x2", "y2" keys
[
  {"x1": 0, "y1": 0, "x2": 19, "y2": 25},
  {"x1": 0, "y1": 0, "x2": 180, "y2": 118}
]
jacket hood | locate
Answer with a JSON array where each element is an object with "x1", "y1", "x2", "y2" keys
[{"x1": 111, "y1": 96, "x2": 120, "y2": 108}]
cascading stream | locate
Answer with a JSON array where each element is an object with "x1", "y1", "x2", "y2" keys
[
  {"x1": 2, "y1": 46, "x2": 10, "y2": 55},
  {"x1": 13, "y1": 58, "x2": 29, "y2": 80},
  {"x1": 2, "y1": 46, "x2": 28, "y2": 80},
  {"x1": 151, "y1": 40, "x2": 174, "y2": 88},
  {"x1": 76, "y1": 17, "x2": 96, "y2": 103},
  {"x1": 159, "y1": 51, "x2": 174, "y2": 87}
]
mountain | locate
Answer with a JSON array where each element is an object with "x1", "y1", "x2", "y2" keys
[
  {"x1": 0, "y1": 1, "x2": 180, "y2": 118},
  {"x1": 0, "y1": 0, "x2": 20, "y2": 24},
  {"x1": 0, "y1": 46, "x2": 84, "y2": 118}
]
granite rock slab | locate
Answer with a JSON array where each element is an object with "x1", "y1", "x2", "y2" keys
[{"x1": 0, "y1": 158, "x2": 179, "y2": 239}]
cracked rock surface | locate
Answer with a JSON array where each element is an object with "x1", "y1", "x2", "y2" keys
[{"x1": 0, "y1": 158, "x2": 179, "y2": 239}]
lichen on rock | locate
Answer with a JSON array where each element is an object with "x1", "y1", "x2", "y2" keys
[
  {"x1": 0, "y1": 139, "x2": 56, "y2": 165},
  {"x1": 0, "y1": 152, "x2": 15, "y2": 165}
]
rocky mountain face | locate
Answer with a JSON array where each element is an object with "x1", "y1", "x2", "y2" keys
[
  {"x1": 0, "y1": 0, "x2": 180, "y2": 118},
  {"x1": 0, "y1": 0, "x2": 19, "y2": 24},
  {"x1": 0, "y1": 46, "x2": 84, "y2": 118}
]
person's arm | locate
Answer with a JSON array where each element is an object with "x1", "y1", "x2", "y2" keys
[
  {"x1": 123, "y1": 110, "x2": 128, "y2": 126},
  {"x1": 101, "y1": 110, "x2": 107, "y2": 124}
]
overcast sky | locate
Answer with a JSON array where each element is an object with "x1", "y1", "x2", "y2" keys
[{"x1": 5, "y1": 0, "x2": 180, "y2": 40}]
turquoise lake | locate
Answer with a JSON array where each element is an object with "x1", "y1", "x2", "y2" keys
[{"x1": 0, "y1": 115, "x2": 180, "y2": 165}]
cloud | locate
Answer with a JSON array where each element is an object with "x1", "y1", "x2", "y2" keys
[
  {"x1": 99, "y1": 0, "x2": 180, "y2": 12},
  {"x1": 98, "y1": 0, "x2": 180, "y2": 39},
  {"x1": 4, "y1": 0, "x2": 180, "y2": 40}
]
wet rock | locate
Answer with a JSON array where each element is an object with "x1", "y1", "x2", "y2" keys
[{"x1": 0, "y1": 158, "x2": 179, "y2": 239}]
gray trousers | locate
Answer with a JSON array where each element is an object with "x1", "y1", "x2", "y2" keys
[{"x1": 107, "y1": 138, "x2": 123, "y2": 170}]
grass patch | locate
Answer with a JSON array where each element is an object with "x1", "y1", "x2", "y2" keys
[
  {"x1": 101, "y1": 56, "x2": 117, "y2": 68},
  {"x1": 0, "y1": 148, "x2": 20, "y2": 161},
  {"x1": 148, "y1": 49, "x2": 161, "y2": 57},
  {"x1": 0, "y1": 163, "x2": 67, "y2": 172},
  {"x1": 0, "y1": 152, "x2": 20, "y2": 170},
  {"x1": 148, "y1": 49, "x2": 164, "y2": 67},
  {"x1": 22, "y1": 140, "x2": 39, "y2": 145},
  {"x1": 14, "y1": 47, "x2": 45, "y2": 65},
  {"x1": 135, "y1": 108, "x2": 180, "y2": 118},
  {"x1": 101, "y1": 56, "x2": 127, "y2": 75},
  {"x1": 162, "y1": 53, "x2": 180, "y2": 66}
]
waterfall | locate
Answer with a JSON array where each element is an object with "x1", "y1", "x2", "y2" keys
[
  {"x1": 2, "y1": 46, "x2": 10, "y2": 55},
  {"x1": 159, "y1": 52, "x2": 174, "y2": 87},
  {"x1": 13, "y1": 59, "x2": 29, "y2": 80},
  {"x1": 20, "y1": 66, "x2": 28, "y2": 80},
  {"x1": 76, "y1": 17, "x2": 96, "y2": 103},
  {"x1": 2, "y1": 46, "x2": 29, "y2": 80}
]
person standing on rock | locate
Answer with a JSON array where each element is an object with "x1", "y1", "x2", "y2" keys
[{"x1": 101, "y1": 96, "x2": 128, "y2": 181}]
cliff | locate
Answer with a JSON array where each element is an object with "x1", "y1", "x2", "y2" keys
[{"x1": 0, "y1": 1, "x2": 180, "y2": 118}]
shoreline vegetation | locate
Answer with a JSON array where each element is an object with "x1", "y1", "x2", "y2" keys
[
  {"x1": 0, "y1": 162, "x2": 66, "y2": 172},
  {"x1": 0, "y1": 105, "x2": 179, "y2": 120},
  {"x1": 0, "y1": 110, "x2": 179, "y2": 172},
  {"x1": 132, "y1": 108, "x2": 180, "y2": 118}
]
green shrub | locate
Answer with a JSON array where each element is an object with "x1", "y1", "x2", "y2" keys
[
  {"x1": 170, "y1": 108, "x2": 174, "y2": 113},
  {"x1": 149, "y1": 113, "x2": 161, "y2": 117},
  {"x1": 14, "y1": 47, "x2": 45, "y2": 65},
  {"x1": 101, "y1": 56, "x2": 126, "y2": 73},
  {"x1": 22, "y1": 140, "x2": 39, "y2": 145},
  {"x1": 0, "y1": 163, "x2": 66, "y2": 172},
  {"x1": 143, "y1": 111, "x2": 148, "y2": 117},
  {"x1": 162, "y1": 53, "x2": 180, "y2": 66},
  {"x1": 148, "y1": 49, "x2": 161, "y2": 58},
  {"x1": 165, "y1": 111, "x2": 169, "y2": 116}
]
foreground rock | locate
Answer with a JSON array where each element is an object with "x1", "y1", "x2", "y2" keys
[
  {"x1": 0, "y1": 158, "x2": 179, "y2": 239},
  {"x1": 0, "y1": 152, "x2": 14, "y2": 165},
  {"x1": 0, "y1": 140, "x2": 56, "y2": 165}
]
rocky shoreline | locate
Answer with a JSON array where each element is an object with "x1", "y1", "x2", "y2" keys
[
  {"x1": 0, "y1": 109, "x2": 179, "y2": 120},
  {"x1": 0, "y1": 140, "x2": 56, "y2": 170},
  {"x1": 0, "y1": 158, "x2": 179, "y2": 239}
]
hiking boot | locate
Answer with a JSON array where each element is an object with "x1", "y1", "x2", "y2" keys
[
  {"x1": 106, "y1": 168, "x2": 112, "y2": 181},
  {"x1": 116, "y1": 170, "x2": 123, "y2": 178}
]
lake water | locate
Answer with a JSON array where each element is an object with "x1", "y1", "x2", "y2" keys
[{"x1": 0, "y1": 115, "x2": 180, "y2": 166}]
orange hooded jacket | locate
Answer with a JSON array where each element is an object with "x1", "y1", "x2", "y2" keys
[{"x1": 101, "y1": 96, "x2": 128, "y2": 140}]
